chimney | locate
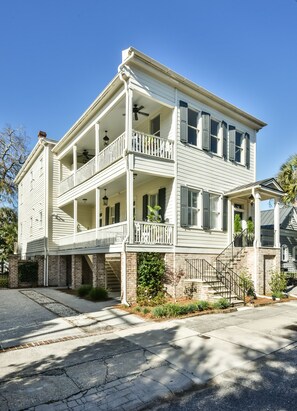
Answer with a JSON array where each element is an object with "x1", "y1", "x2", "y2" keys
[{"x1": 38, "y1": 130, "x2": 47, "y2": 139}]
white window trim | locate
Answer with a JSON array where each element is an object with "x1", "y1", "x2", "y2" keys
[
  {"x1": 235, "y1": 129, "x2": 246, "y2": 165},
  {"x1": 281, "y1": 244, "x2": 289, "y2": 262},
  {"x1": 188, "y1": 189, "x2": 202, "y2": 228},
  {"x1": 293, "y1": 245, "x2": 297, "y2": 262},
  {"x1": 210, "y1": 193, "x2": 222, "y2": 231},
  {"x1": 187, "y1": 107, "x2": 199, "y2": 147},
  {"x1": 210, "y1": 118, "x2": 221, "y2": 156}
]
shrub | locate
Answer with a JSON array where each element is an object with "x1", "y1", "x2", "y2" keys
[
  {"x1": 142, "y1": 308, "x2": 151, "y2": 315},
  {"x1": 18, "y1": 261, "x2": 38, "y2": 283},
  {"x1": 197, "y1": 300, "x2": 210, "y2": 311},
  {"x1": 269, "y1": 271, "x2": 287, "y2": 296},
  {"x1": 137, "y1": 253, "x2": 165, "y2": 305},
  {"x1": 88, "y1": 287, "x2": 108, "y2": 301},
  {"x1": 77, "y1": 284, "x2": 92, "y2": 297},
  {"x1": 152, "y1": 306, "x2": 168, "y2": 318},
  {"x1": 239, "y1": 272, "x2": 255, "y2": 297},
  {"x1": 213, "y1": 298, "x2": 231, "y2": 309}
]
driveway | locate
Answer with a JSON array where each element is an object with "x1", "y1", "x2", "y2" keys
[{"x1": 0, "y1": 289, "x2": 297, "y2": 410}]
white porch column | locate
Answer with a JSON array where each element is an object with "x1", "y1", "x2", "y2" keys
[
  {"x1": 227, "y1": 199, "x2": 233, "y2": 244},
  {"x1": 95, "y1": 188, "x2": 100, "y2": 240},
  {"x1": 73, "y1": 199, "x2": 78, "y2": 242},
  {"x1": 254, "y1": 191, "x2": 261, "y2": 248},
  {"x1": 274, "y1": 197, "x2": 281, "y2": 248},
  {"x1": 95, "y1": 123, "x2": 100, "y2": 172},
  {"x1": 73, "y1": 145, "x2": 77, "y2": 185},
  {"x1": 126, "y1": 168, "x2": 134, "y2": 243},
  {"x1": 125, "y1": 85, "x2": 133, "y2": 151}
]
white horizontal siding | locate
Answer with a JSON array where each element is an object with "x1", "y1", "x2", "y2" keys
[{"x1": 133, "y1": 156, "x2": 174, "y2": 177}]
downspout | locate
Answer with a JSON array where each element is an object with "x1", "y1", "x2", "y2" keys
[{"x1": 118, "y1": 52, "x2": 134, "y2": 306}]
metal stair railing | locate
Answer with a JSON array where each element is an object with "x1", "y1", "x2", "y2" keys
[
  {"x1": 216, "y1": 259, "x2": 246, "y2": 303},
  {"x1": 216, "y1": 228, "x2": 248, "y2": 265},
  {"x1": 186, "y1": 259, "x2": 232, "y2": 303}
]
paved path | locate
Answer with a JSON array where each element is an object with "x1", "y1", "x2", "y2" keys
[{"x1": 0, "y1": 289, "x2": 297, "y2": 410}]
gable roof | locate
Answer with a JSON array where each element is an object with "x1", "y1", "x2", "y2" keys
[
  {"x1": 225, "y1": 178, "x2": 285, "y2": 198},
  {"x1": 261, "y1": 206, "x2": 297, "y2": 228}
]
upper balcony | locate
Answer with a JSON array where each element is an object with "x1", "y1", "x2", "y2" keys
[{"x1": 59, "y1": 130, "x2": 174, "y2": 196}]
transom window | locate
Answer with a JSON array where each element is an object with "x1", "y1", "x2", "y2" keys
[
  {"x1": 235, "y1": 131, "x2": 244, "y2": 163},
  {"x1": 210, "y1": 119, "x2": 220, "y2": 154},
  {"x1": 210, "y1": 194, "x2": 220, "y2": 230},
  {"x1": 188, "y1": 109, "x2": 199, "y2": 146}
]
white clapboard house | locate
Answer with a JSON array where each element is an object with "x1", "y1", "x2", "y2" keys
[{"x1": 15, "y1": 48, "x2": 284, "y2": 303}]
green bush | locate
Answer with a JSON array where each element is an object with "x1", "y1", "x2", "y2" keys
[
  {"x1": 197, "y1": 300, "x2": 210, "y2": 311},
  {"x1": 137, "y1": 253, "x2": 165, "y2": 305},
  {"x1": 152, "y1": 306, "x2": 168, "y2": 318},
  {"x1": 88, "y1": 287, "x2": 108, "y2": 301},
  {"x1": 213, "y1": 298, "x2": 231, "y2": 309},
  {"x1": 239, "y1": 272, "x2": 255, "y2": 297},
  {"x1": 269, "y1": 271, "x2": 287, "y2": 296},
  {"x1": 142, "y1": 308, "x2": 151, "y2": 315},
  {"x1": 77, "y1": 285, "x2": 92, "y2": 297}
]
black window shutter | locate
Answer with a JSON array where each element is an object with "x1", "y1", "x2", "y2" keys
[
  {"x1": 222, "y1": 121, "x2": 228, "y2": 159},
  {"x1": 202, "y1": 112, "x2": 210, "y2": 151},
  {"x1": 229, "y1": 126, "x2": 236, "y2": 161},
  {"x1": 223, "y1": 196, "x2": 228, "y2": 231},
  {"x1": 158, "y1": 188, "x2": 166, "y2": 222},
  {"x1": 142, "y1": 194, "x2": 148, "y2": 221},
  {"x1": 179, "y1": 100, "x2": 188, "y2": 143},
  {"x1": 203, "y1": 191, "x2": 210, "y2": 230},
  {"x1": 180, "y1": 186, "x2": 188, "y2": 226},
  {"x1": 115, "y1": 202, "x2": 120, "y2": 224},
  {"x1": 105, "y1": 206, "x2": 110, "y2": 226},
  {"x1": 245, "y1": 133, "x2": 250, "y2": 169}
]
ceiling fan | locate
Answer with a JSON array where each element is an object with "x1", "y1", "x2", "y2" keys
[
  {"x1": 123, "y1": 104, "x2": 149, "y2": 121},
  {"x1": 77, "y1": 149, "x2": 94, "y2": 163}
]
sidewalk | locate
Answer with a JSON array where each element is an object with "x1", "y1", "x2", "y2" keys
[{"x1": 0, "y1": 289, "x2": 297, "y2": 410}]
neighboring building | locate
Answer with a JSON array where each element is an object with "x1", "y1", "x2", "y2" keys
[
  {"x1": 15, "y1": 48, "x2": 285, "y2": 302},
  {"x1": 262, "y1": 205, "x2": 297, "y2": 272}
]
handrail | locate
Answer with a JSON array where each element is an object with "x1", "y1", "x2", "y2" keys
[
  {"x1": 185, "y1": 258, "x2": 232, "y2": 303},
  {"x1": 216, "y1": 259, "x2": 246, "y2": 303}
]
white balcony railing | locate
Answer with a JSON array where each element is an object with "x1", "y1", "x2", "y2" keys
[
  {"x1": 76, "y1": 156, "x2": 96, "y2": 186},
  {"x1": 131, "y1": 131, "x2": 174, "y2": 160},
  {"x1": 59, "y1": 131, "x2": 174, "y2": 195},
  {"x1": 98, "y1": 132, "x2": 126, "y2": 172},
  {"x1": 57, "y1": 223, "x2": 127, "y2": 250},
  {"x1": 134, "y1": 221, "x2": 174, "y2": 245},
  {"x1": 59, "y1": 174, "x2": 75, "y2": 195}
]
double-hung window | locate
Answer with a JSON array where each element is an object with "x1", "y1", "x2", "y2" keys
[
  {"x1": 181, "y1": 186, "x2": 200, "y2": 227},
  {"x1": 235, "y1": 131, "x2": 244, "y2": 163},
  {"x1": 210, "y1": 194, "x2": 221, "y2": 230},
  {"x1": 210, "y1": 119, "x2": 220, "y2": 154},
  {"x1": 281, "y1": 244, "x2": 289, "y2": 262},
  {"x1": 188, "y1": 109, "x2": 199, "y2": 146}
]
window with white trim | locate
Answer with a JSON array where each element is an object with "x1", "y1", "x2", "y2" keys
[
  {"x1": 293, "y1": 246, "x2": 297, "y2": 261},
  {"x1": 281, "y1": 244, "x2": 289, "y2": 262},
  {"x1": 210, "y1": 119, "x2": 220, "y2": 155},
  {"x1": 235, "y1": 131, "x2": 244, "y2": 163},
  {"x1": 181, "y1": 186, "x2": 201, "y2": 227},
  {"x1": 210, "y1": 194, "x2": 221, "y2": 230},
  {"x1": 188, "y1": 109, "x2": 199, "y2": 146},
  {"x1": 110, "y1": 206, "x2": 115, "y2": 224},
  {"x1": 148, "y1": 194, "x2": 158, "y2": 208}
]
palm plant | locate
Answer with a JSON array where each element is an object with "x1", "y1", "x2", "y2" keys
[{"x1": 277, "y1": 154, "x2": 297, "y2": 205}]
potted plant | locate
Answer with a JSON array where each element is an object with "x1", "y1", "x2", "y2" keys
[
  {"x1": 246, "y1": 217, "x2": 254, "y2": 247},
  {"x1": 233, "y1": 214, "x2": 242, "y2": 247}
]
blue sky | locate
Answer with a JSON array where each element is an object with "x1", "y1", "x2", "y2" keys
[{"x1": 0, "y1": 0, "x2": 296, "y2": 182}]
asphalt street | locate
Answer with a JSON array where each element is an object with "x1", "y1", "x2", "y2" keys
[{"x1": 0, "y1": 288, "x2": 297, "y2": 410}]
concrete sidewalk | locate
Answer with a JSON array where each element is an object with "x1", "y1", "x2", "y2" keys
[{"x1": 0, "y1": 289, "x2": 297, "y2": 410}]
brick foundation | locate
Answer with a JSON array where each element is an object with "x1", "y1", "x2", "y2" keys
[
  {"x1": 71, "y1": 255, "x2": 82, "y2": 289},
  {"x1": 58, "y1": 256, "x2": 67, "y2": 287},
  {"x1": 35, "y1": 256, "x2": 44, "y2": 286},
  {"x1": 92, "y1": 254, "x2": 106, "y2": 288},
  {"x1": 122, "y1": 252, "x2": 137, "y2": 304},
  {"x1": 8, "y1": 255, "x2": 18, "y2": 288}
]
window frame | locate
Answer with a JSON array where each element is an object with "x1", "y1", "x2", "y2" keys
[
  {"x1": 235, "y1": 130, "x2": 244, "y2": 164},
  {"x1": 210, "y1": 118, "x2": 221, "y2": 155},
  {"x1": 281, "y1": 244, "x2": 289, "y2": 262},
  {"x1": 187, "y1": 108, "x2": 199, "y2": 147},
  {"x1": 209, "y1": 193, "x2": 221, "y2": 230},
  {"x1": 151, "y1": 115, "x2": 160, "y2": 137}
]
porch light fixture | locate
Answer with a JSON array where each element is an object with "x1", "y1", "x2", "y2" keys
[
  {"x1": 82, "y1": 198, "x2": 87, "y2": 204},
  {"x1": 249, "y1": 194, "x2": 254, "y2": 205},
  {"x1": 103, "y1": 130, "x2": 110, "y2": 147},
  {"x1": 102, "y1": 189, "x2": 108, "y2": 206}
]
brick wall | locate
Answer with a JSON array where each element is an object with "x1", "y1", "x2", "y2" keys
[
  {"x1": 35, "y1": 256, "x2": 44, "y2": 286},
  {"x1": 123, "y1": 252, "x2": 137, "y2": 304},
  {"x1": 92, "y1": 254, "x2": 106, "y2": 288},
  {"x1": 8, "y1": 255, "x2": 18, "y2": 288},
  {"x1": 48, "y1": 256, "x2": 59, "y2": 286},
  {"x1": 71, "y1": 254, "x2": 82, "y2": 289},
  {"x1": 58, "y1": 256, "x2": 67, "y2": 287}
]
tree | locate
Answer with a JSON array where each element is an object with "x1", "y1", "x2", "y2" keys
[
  {"x1": 0, "y1": 207, "x2": 17, "y2": 261},
  {"x1": 276, "y1": 154, "x2": 297, "y2": 205},
  {"x1": 0, "y1": 126, "x2": 29, "y2": 207}
]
